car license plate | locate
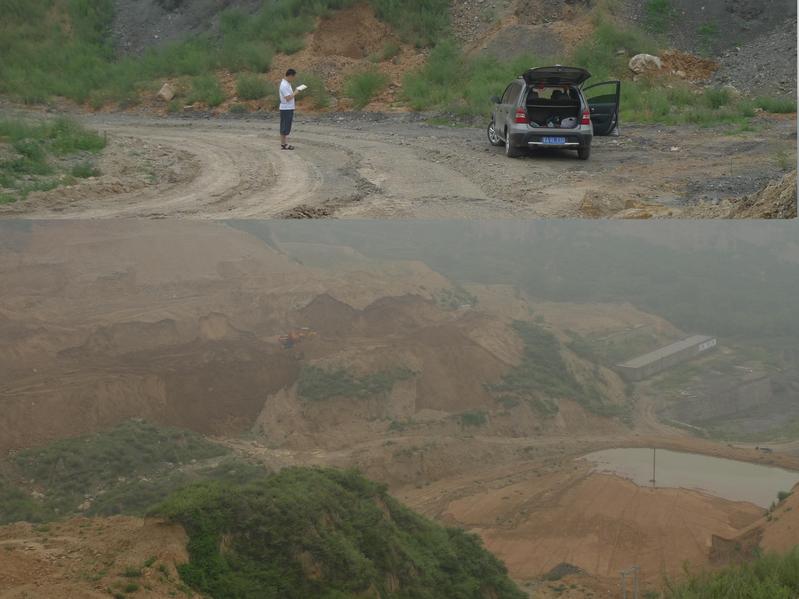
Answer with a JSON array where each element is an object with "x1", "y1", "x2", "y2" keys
[{"x1": 542, "y1": 136, "x2": 566, "y2": 145}]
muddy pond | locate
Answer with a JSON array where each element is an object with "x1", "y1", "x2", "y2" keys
[{"x1": 582, "y1": 447, "x2": 799, "y2": 508}]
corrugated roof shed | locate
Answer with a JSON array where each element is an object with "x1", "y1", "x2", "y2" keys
[{"x1": 617, "y1": 335, "x2": 715, "y2": 369}]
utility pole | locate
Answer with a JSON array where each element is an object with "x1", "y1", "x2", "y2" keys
[{"x1": 651, "y1": 447, "x2": 656, "y2": 488}]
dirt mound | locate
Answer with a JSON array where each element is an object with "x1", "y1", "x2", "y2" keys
[
  {"x1": 730, "y1": 171, "x2": 797, "y2": 219},
  {"x1": 660, "y1": 50, "x2": 718, "y2": 81},
  {"x1": 449, "y1": 472, "x2": 762, "y2": 584},
  {"x1": 296, "y1": 293, "x2": 360, "y2": 336},
  {"x1": 263, "y1": 4, "x2": 425, "y2": 111},
  {"x1": 0, "y1": 516, "x2": 190, "y2": 598},
  {"x1": 713, "y1": 18, "x2": 797, "y2": 97},
  {"x1": 309, "y1": 4, "x2": 397, "y2": 60}
]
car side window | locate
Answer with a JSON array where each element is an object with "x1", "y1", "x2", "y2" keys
[{"x1": 501, "y1": 84, "x2": 516, "y2": 104}]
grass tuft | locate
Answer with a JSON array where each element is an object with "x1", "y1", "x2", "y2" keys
[{"x1": 344, "y1": 70, "x2": 390, "y2": 109}]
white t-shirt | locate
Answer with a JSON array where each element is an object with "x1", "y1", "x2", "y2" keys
[{"x1": 279, "y1": 79, "x2": 295, "y2": 110}]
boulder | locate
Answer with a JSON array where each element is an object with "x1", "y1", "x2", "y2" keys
[
  {"x1": 629, "y1": 54, "x2": 663, "y2": 74},
  {"x1": 722, "y1": 84, "x2": 742, "y2": 98},
  {"x1": 157, "y1": 82, "x2": 176, "y2": 102}
]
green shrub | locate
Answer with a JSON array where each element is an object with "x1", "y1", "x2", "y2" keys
[
  {"x1": 665, "y1": 547, "x2": 799, "y2": 598},
  {"x1": 70, "y1": 161, "x2": 100, "y2": 178},
  {"x1": 187, "y1": 75, "x2": 225, "y2": 107},
  {"x1": 488, "y1": 322, "x2": 614, "y2": 415},
  {"x1": 6, "y1": 420, "x2": 230, "y2": 521},
  {"x1": 703, "y1": 87, "x2": 731, "y2": 109},
  {"x1": 371, "y1": 0, "x2": 450, "y2": 47},
  {"x1": 0, "y1": 116, "x2": 106, "y2": 202},
  {"x1": 381, "y1": 42, "x2": 401, "y2": 61},
  {"x1": 345, "y1": 70, "x2": 389, "y2": 109},
  {"x1": 644, "y1": 0, "x2": 674, "y2": 32},
  {"x1": 298, "y1": 366, "x2": 414, "y2": 402},
  {"x1": 459, "y1": 411, "x2": 487, "y2": 427},
  {"x1": 297, "y1": 72, "x2": 330, "y2": 109},
  {"x1": 235, "y1": 74, "x2": 269, "y2": 100},
  {"x1": 754, "y1": 96, "x2": 797, "y2": 114},
  {"x1": 154, "y1": 468, "x2": 525, "y2": 599}
]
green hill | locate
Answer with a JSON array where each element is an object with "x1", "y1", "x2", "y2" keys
[{"x1": 155, "y1": 467, "x2": 526, "y2": 599}]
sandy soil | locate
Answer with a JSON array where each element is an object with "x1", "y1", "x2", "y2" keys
[
  {"x1": 0, "y1": 112, "x2": 794, "y2": 219},
  {"x1": 0, "y1": 517, "x2": 191, "y2": 598}
]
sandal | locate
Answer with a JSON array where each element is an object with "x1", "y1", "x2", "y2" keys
[{"x1": 281, "y1": 144, "x2": 295, "y2": 150}]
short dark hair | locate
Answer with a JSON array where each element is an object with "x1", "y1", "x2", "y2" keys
[{"x1": 286, "y1": 68, "x2": 296, "y2": 77}]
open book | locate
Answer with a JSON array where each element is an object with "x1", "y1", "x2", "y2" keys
[{"x1": 296, "y1": 84, "x2": 308, "y2": 92}]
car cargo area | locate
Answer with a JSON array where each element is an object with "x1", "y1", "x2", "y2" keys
[{"x1": 524, "y1": 87, "x2": 581, "y2": 129}]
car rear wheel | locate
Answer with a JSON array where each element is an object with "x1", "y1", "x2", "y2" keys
[
  {"x1": 505, "y1": 132, "x2": 521, "y2": 158},
  {"x1": 577, "y1": 146, "x2": 591, "y2": 161},
  {"x1": 487, "y1": 121, "x2": 503, "y2": 147}
]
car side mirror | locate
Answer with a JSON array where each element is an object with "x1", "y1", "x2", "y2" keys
[{"x1": 491, "y1": 95, "x2": 501, "y2": 104}]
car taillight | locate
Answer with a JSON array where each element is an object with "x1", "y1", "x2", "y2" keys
[
  {"x1": 515, "y1": 108, "x2": 527, "y2": 124},
  {"x1": 581, "y1": 109, "x2": 591, "y2": 126}
]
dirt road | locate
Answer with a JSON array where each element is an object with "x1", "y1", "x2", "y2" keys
[{"x1": 1, "y1": 112, "x2": 794, "y2": 219}]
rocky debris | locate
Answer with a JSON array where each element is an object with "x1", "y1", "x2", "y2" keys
[
  {"x1": 713, "y1": 18, "x2": 797, "y2": 97},
  {"x1": 449, "y1": 0, "x2": 511, "y2": 46},
  {"x1": 157, "y1": 82, "x2": 176, "y2": 102},
  {"x1": 730, "y1": 171, "x2": 797, "y2": 219},
  {"x1": 621, "y1": 0, "x2": 796, "y2": 55},
  {"x1": 629, "y1": 53, "x2": 663, "y2": 74},
  {"x1": 111, "y1": 0, "x2": 262, "y2": 55}
]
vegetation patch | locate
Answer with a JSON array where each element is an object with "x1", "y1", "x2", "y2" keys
[
  {"x1": 458, "y1": 410, "x2": 488, "y2": 428},
  {"x1": 402, "y1": 11, "x2": 790, "y2": 127},
  {"x1": 665, "y1": 547, "x2": 799, "y2": 598},
  {"x1": 488, "y1": 322, "x2": 618, "y2": 416},
  {"x1": 298, "y1": 365, "x2": 415, "y2": 402},
  {"x1": 235, "y1": 74, "x2": 270, "y2": 101},
  {"x1": 0, "y1": 116, "x2": 106, "y2": 203},
  {"x1": 0, "y1": 0, "x2": 447, "y2": 108},
  {"x1": 435, "y1": 286, "x2": 478, "y2": 310},
  {"x1": 344, "y1": 69, "x2": 390, "y2": 109},
  {"x1": 155, "y1": 467, "x2": 525, "y2": 599},
  {"x1": 0, "y1": 420, "x2": 267, "y2": 524}
]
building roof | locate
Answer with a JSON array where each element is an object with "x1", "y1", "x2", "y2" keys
[{"x1": 617, "y1": 335, "x2": 715, "y2": 370}]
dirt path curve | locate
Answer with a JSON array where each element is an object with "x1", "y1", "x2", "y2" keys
[{"x1": 2, "y1": 113, "x2": 794, "y2": 219}]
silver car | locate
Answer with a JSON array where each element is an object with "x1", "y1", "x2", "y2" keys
[{"x1": 488, "y1": 66, "x2": 621, "y2": 160}]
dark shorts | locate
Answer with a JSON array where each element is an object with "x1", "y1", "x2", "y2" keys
[{"x1": 280, "y1": 109, "x2": 294, "y2": 136}]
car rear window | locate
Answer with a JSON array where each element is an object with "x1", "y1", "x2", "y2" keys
[{"x1": 526, "y1": 86, "x2": 579, "y2": 103}]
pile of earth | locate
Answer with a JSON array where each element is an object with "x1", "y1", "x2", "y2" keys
[
  {"x1": 730, "y1": 170, "x2": 798, "y2": 220},
  {"x1": 713, "y1": 18, "x2": 798, "y2": 97}
]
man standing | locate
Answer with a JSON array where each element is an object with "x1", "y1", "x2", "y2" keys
[{"x1": 279, "y1": 69, "x2": 301, "y2": 150}]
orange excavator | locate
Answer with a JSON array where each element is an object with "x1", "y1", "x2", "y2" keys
[{"x1": 279, "y1": 327, "x2": 317, "y2": 349}]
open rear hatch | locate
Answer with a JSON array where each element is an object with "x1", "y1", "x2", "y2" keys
[{"x1": 522, "y1": 66, "x2": 591, "y2": 86}]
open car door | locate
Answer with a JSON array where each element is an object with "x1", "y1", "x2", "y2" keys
[{"x1": 583, "y1": 80, "x2": 621, "y2": 136}]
